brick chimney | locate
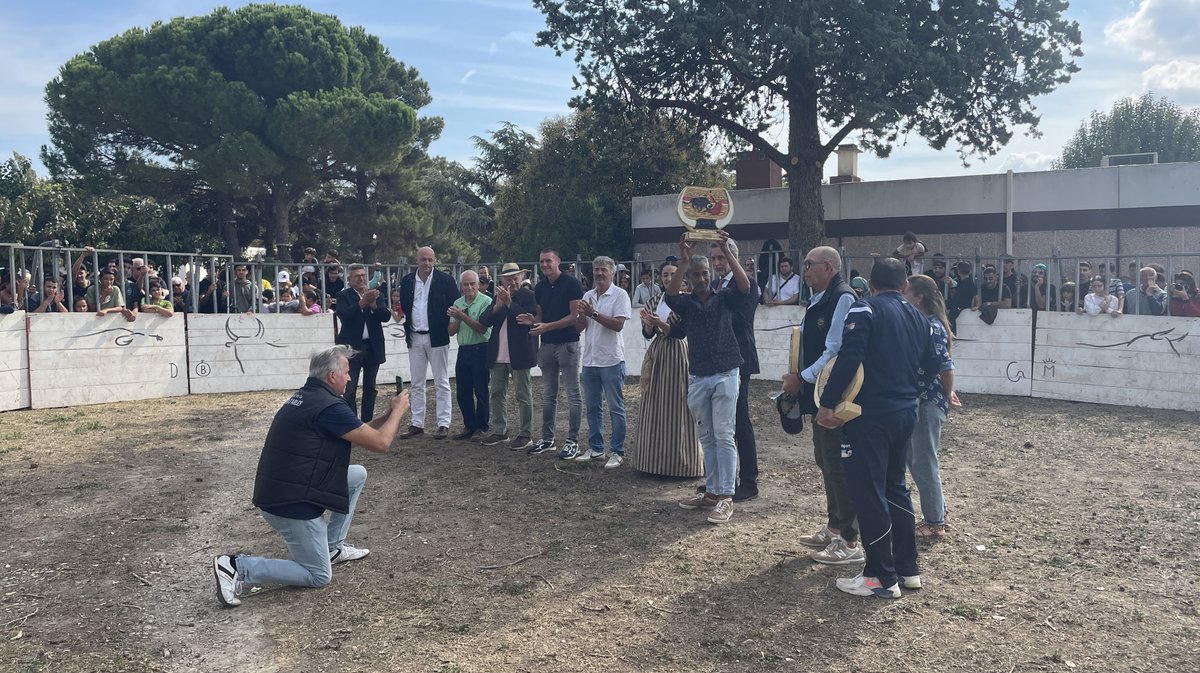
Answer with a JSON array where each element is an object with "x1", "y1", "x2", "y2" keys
[
  {"x1": 735, "y1": 150, "x2": 783, "y2": 190},
  {"x1": 829, "y1": 144, "x2": 862, "y2": 184}
]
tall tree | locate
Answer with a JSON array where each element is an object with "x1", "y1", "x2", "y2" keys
[
  {"x1": 43, "y1": 4, "x2": 420, "y2": 260},
  {"x1": 1055, "y1": 93, "x2": 1200, "y2": 169},
  {"x1": 487, "y1": 109, "x2": 728, "y2": 262},
  {"x1": 534, "y1": 0, "x2": 1083, "y2": 252}
]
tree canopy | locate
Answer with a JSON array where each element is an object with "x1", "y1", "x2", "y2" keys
[
  {"x1": 484, "y1": 109, "x2": 728, "y2": 262},
  {"x1": 43, "y1": 3, "x2": 422, "y2": 260},
  {"x1": 1055, "y1": 93, "x2": 1200, "y2": 169},
  {"x1": 534, "y1": 0, "x2": 1083, "y2": 252}
]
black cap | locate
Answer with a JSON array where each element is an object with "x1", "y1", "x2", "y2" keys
[{"x1": 776, "y1": 393, "x2": 805, "y2": 435}]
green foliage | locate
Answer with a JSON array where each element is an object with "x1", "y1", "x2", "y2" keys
[
  {"x1": 43, "y1": 4, "x2": 423, "y2": 259},
  {"x1": 534, "y1": 0, "x2": 1083, "y2": 252},
  {"x1": 485, "y1": 109, "x2": 728, "y2": 262},
  {"x1": 1055, "y1": 93, "x2": 1200, "y2": 169}
]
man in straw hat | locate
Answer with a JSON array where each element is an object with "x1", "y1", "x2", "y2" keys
[{"x1": 478, "y1": 263, "x2": 539, "y2": 450}]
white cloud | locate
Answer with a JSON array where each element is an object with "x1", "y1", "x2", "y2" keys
[
  {"x1": 1142, "y1": 60, "x2": 1200, "y2": 91},
  {"x1": 502, "y1": 30, "x2": 535, "y2": 45},
  {"x1": 998, "y1": 152, "x2": 1059, "y2": 173},
  {"x1": 460, "y1": 69, "x2": 478, "y2": 84},
  {"x1": 1104, "y1": 0, "x2": 1200, "y2": 61},
  {"x1": 488, "y1": 41, "x2": 498, "y2": 56}
]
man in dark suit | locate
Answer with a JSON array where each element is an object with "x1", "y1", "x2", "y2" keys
[
  {"x1": 398, "y1": 246, "x2": 460, "y2": 439},
  {"x1": 335, "y1": 264, "x2": 391, "y2": 422},
  {"x1": 709, "y1": 237, "x2": 761, "y2": 501}
]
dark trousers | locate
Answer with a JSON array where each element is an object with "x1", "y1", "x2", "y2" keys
[
  {"x1": 454, "y1": 345, "x2": 490, "y2": 432},
  {"x1": 812, "y1": 423, "x2": 858, "y2": 542},
  {"x1": 735, "y1": 370, "x2": 758, "y2": 484},
  {"x1": 841, "y1": 407, "x2": 919, "y2": 589},
  {"x1": 345, "y1": 349, "x2": 381, "y2": 423}
]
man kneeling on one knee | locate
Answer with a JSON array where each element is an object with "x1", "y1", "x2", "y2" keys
[{"x1": 212, "y1": 345, "x2": 410, "y2": 607}]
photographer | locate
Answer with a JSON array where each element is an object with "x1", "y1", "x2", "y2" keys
[{"x1": 1169, "y1": 274, "x2": 1200, "y2": 317}]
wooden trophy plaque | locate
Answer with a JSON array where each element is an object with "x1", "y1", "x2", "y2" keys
[
  {"x1": 677, "y1": 186, "x2": 733, "y2": 243},
  {"x1": 814, "y1": 355, "x2": 865, "y2": 422}
]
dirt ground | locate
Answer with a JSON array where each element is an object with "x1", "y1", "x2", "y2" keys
[{"x1": 0, "y1": 380, "x2": 1197, "y2": 673}]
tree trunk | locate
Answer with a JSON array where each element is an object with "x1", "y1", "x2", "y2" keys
[
  {"x1": 785, "y1": 67, "x2": 827, "y2": 256},
  {"x1": 269, "y1": 186, "x2": 296, "y2": 262},
  {"x1": 216, "y1": 192, "x2": 240, "y2": 257}
]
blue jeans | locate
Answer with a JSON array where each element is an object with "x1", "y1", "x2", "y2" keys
[
  {"x1": 237, "y1": 465, "x2": 367, "y2": 588},
  {"x1": 538, "y1": 342, "x2": 581, "y2": 443},
  {"x1": 582, "y1": 362, "x2": 626, "y2": 455},
  {"x1": 686, "y1": 368, "x2": 740, "y2": 497},
  {"x1": 908, "y1": 398, "x2": 947, "y2": 525},
  {"x1": 454, "y1": 345, "x2": 490, "y2": 432}
]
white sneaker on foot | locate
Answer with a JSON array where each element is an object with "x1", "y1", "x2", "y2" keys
[
  {"x1": 901, "y1": 574, "x2": 922, "y2": 590},
  {"x1": 836, "y1": 572, "x2": 901, "y2": 598},
  {"x1": 574, "y1": 448, "x2": 604, "y2": 462},
  {"x1": 330, "y1": 543, "x2": 369, "y2": 564},
  {"x1": 604, "y1": 454, "x2": 623, "y2": 469},
  {"x1": 213, "y1": 554, "x2": 241, "y2": 607},
  {"x1": 812, "y1": 536, "x2": 865, "y2": 565}
]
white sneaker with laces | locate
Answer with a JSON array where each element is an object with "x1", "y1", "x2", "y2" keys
[
  {"x1": 901, "y1": 574, "x2": 922, "y2": 590},
  {"x1": 213, "y1": 554, "x2": 241, "y2": 607},
  {"x1": 330, "y1": 543, "x2": 370, "y2": 565},
  {"x1": 574, "y1": 448, "x2": 604, "y2": 462},
  {"x1": 604, "y1": 454, "x2": 623, "y2": 469},
  {"x1": 836, "y1": 572, "x2": 901, "y2": 598},
  {"x1": 811, "y1": 536, "x2": 865, "y2": 565}
]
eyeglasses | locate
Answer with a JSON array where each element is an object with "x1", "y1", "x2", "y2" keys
[{"x1": 802, "y1": 260, "x2": 825, "y2": 269}]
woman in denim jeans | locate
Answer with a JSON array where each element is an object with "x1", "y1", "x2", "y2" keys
[{"x1": 904, "y1": 275, "x2": 960, "y2": 538}]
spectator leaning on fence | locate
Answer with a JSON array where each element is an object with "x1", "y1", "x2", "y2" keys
[
  {"x1": 89, "y1": 269, "x2": 133, "y2": 320},
  {"x1": 138, "y1": 279, "x2": 174, "y2": 317},
  {"x1": 28, "y1": 276, "x2": 68, "y2": 313},
  {"x1": 1030, "y1": 264, "x2": 1057, "y2": 312},
  {"x1": 231, "y1": 264, "x2": 258, "y2": 313},
  {"x1": 631, "y1": 269, "x2": 658, "y2": 307},
  {"x1": 764, "y1": 257, "x2": 803, "y2": 306},
  {"x1": 1082, "y1": 276, "x2": 1121, "y2": 317},
  {"x1": 972, "y1": 265, "x2": 1011, "y2": 311},
  {"x1": 1169, "y1": 273, "x2": 1200, "y2": 317},
  {"x1": 1124, "y1": 267, "x2": 1168, "y2": 316}
]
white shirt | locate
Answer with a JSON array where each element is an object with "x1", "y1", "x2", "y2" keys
[
  {"x1": 1084, "y1": 293, "x2": 1118, "y2": 315},
  {"x1": 582, "y1": 284, "x2": 631, "y2": 368},
  {"x1": 412, "y1": 271, "x2": 432, "y2": 332},
  {"x1": 631, "y1": 282, "x2": 658, "y2": 306},
  {"x1": 766, "y1": 273, "x2": 801, "y2": 302}
]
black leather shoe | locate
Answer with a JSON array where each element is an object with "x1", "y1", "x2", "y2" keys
[{"x1": 733, "y1": 482, "x2": 759, "y2": 502}]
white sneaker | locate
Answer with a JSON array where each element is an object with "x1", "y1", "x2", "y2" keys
[
  {"x1": 330, "y1": 543, "x2": 369, "y2": 565},
  {"x1": 604, "y1": 454, "x2": 623, "y2": 469},
  {"x1": 574, "y1": 448, "x2": 604, "y2": 462},
  {"x1": 811, "y1": 536, "x2": 865, "y2": 565},
  {"x1": 213, "y1": 554, "x2": 241, "y2": 607},
  {"x1": 836, "y1": 572, "x2": 901, "y2": 598},
  {"x1": 901, "y1": 574, "x2": 922, "y2": 590}
]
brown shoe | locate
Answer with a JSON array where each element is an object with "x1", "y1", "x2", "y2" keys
[
  {"x1": 915, "y1": 522, "x2": 946, "y2": 538},
  {"x1": 706, "y1": 498, "x2": 734, "y2": 524},
  {"x1": 678, "y1": 492, "x2": 719, "y2": 510},
  {"x1": 480, "y1": 433, "x2": 508, "y2": 446},
  {"x1": 432, "y1": 426, "x2": 449, "y2": 439},
  {"x1": 400, "y1": 425, "x2": 423, "y2": 440}
]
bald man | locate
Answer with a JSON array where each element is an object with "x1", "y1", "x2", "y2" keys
[{"x1": 399, "y1": 247, "x2": 461, "y2": 439}]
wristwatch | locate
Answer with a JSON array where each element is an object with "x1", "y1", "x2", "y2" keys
[{"x1": 590, "y1": 311, "x2": 599, "y2": 319}]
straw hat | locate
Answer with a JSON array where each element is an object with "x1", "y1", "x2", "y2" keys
[{"x1": 498, "y1": 263, "x2": 528, "y2": 278}]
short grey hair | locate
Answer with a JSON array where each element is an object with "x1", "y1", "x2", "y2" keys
[
  {"x1": 810, "y1": 246, "x2": 842, "y2": 273},
  {"x1": 310, "y1": 345, "x2": 357, "y2": 379},
  {"x1": 346, "y1": 263, "x2": 367, "y2": 276},
  {"x1": 459, "y1": 269, "x2": 479, "y2": 283},
  {"x1": 710, "y1": 237, "x2": 739, "y2": 259},
  {"x1": 592, "y1": 256, "x2": 615, "y2": 271},
  {"x1": 688, "y1": 255, "x2": 711, "y2": 273}
]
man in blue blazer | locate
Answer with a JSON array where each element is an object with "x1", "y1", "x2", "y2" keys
[
  {"x1": 398, "y1": 247, "x2": 460, "y2": 439},
  {"x1": 335, "y1": 264, "x2": 392, "y2": 422}
]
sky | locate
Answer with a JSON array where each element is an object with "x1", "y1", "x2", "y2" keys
[{"x1": 1, "y1": 0, "x2": 1198, "y2": 184}]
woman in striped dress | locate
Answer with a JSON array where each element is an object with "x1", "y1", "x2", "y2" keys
[{"x1": 630, "y1": 263, "x2": 703, "y2": 477}]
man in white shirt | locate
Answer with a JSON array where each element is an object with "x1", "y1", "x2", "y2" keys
[
  {"x1": 573, "y1": 256, "x2": 631, "y2": 468},
  {"x1": 764, "y1": 257, "x2": 803, "y2": 306},
  {"x1": 398, "y1": 247, "x2": 460, "y2": 439},
  {"x1": 631, "y1": 268, "x2": 659, "y2": 307}
]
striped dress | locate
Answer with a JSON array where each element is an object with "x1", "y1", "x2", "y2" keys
[{"x1": 629, "y1": 296, "x2": 703, "y2": 477}]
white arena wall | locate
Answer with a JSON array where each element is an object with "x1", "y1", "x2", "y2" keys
[{"x1": 0, "y1": 308, "x2": 1195, "y2": 413}]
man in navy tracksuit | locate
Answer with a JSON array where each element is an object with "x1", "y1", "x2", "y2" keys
[{"x1": 817, "y1": 257, "x2": 940, "y2": 598}]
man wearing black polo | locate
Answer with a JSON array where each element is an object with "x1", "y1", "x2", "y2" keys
[
  {"x1": 335, "y1": 264, "x2": 392, "y2": 422},
  {"x1": 817, "y1": 258, "x2": 941, "y2": 599},
  {"x1": 709, "y1": 238, "x2": 760, "y2": 501},
  {"x1": 212, "y1": 345, "x2": 410, "y2": 607},
  {"x1": 519, "y1": 248, "x2": 584, "y2": 458}
]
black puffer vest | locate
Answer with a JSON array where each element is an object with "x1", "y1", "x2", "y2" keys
[
  {"x1": 800, "y1": 274, "x2": 856, "y2": 414},
  {"x1": 252, "y1": 378, "x2": 353, "y2": 514}
]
